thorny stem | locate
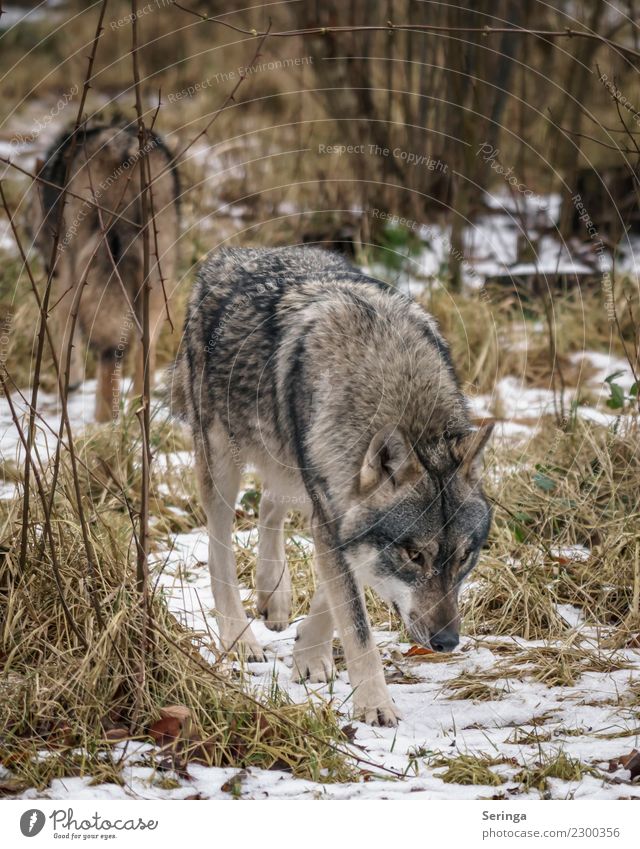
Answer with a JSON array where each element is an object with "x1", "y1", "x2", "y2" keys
[
  {"x1": 131, "y1": 0, "x2": 153, "y2": 710},
  {"x1": 156, "y1": 622, "x2": 405, "y2": 780},
  {"x1": 140, "y1": 25, "x2": 271, "y2": 200}
]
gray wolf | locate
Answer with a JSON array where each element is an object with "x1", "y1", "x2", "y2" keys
[
  {"x1": 173, "y1": 246, "x2": 492, "y2": 726},
  {"x1": 32, "y1": 121, "x2": 180, "y2": 422}
]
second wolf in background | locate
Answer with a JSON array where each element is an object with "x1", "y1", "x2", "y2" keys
[{"x1": 32, "y1": 121, "x2": 180, "y2": 421}]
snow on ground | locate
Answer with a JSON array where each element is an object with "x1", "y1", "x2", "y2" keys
[
  {"x1": 16, "y1": 525, "x2": 640, "y2": 800},
  {"x1": 466, "y1": 348, "x2": 635, "y2": 443}
]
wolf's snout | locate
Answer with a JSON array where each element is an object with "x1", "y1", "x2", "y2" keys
[{"x1": 429, "y1": 627, "x2": 459, "y2": 653}]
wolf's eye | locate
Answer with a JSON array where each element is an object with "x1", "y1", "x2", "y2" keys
[
  {"x1": 460, "y1": 548, "x2": 475, "y2": 566},
  {"x1": 404, "y1": 548, "x2": 425, "y2": 568}
]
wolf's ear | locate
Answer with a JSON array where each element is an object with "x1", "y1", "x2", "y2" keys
[
  {"x1": 360, "y1": 426, "x2": 421, "y2": 493},
  {"x1": 453, "y1": 423, "x2": 494, "y2": 481}
]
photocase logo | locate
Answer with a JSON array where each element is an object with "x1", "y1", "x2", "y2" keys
[{"x1": 20, "y1": 809, "x2": 46, "y2": 837}]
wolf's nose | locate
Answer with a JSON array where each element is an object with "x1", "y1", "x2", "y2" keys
[{"x1": 430, "y1": 628, "x2": 459, "y2": 653}]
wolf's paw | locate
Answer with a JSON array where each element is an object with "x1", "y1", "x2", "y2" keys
[
  {"x1": 238, "y1": 639, "x2": 268, "y2": 663},
  {"x1": 257, "y1": 587, "x2": 292, "y2": 632},
  {"x1": 220, "y1": 629, "x2": 267, "y2": 663},
  {"x1": 353, "y1": 686, "x2": 401, "y2": 727},
  {"x1": 291, "y1": 643, "x2": 335, "y2": 683}
]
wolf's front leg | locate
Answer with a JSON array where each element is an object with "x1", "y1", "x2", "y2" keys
[
  {"x1": 292, "y1": 583, "x2": 335, "y2": 682},
  {"x1": 312, "y1": 527, "x2": 400, "y2": 727}
]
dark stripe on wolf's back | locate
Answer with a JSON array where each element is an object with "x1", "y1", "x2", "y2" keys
[
  {"x1": 39, "y1": 122, "x2": 181, "y2": 218},
  {"x1": 196, "y1": 270, "x2": 288, "y2": 430}
]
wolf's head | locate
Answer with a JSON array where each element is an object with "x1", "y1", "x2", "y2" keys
[{"x1": 341, "y1": 424, "x2": 493, "y2": 652}]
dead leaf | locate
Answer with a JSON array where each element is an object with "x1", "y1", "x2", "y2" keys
[
  {"x1": 385, "y1": 670, "x2": 421, "y2": 684},
  {"x1": 161, "y1": 705, "x2": 193, "y2": 734},
  {"x1": 104, "y1": 727, "x2": 129, "y2": 742},
  {"x1": 403, "y1": 645, "x2": 436, "y2": 658},
  {"x1": 159, "y1": 705, "x2": 192, "y2": 722},
  {"x1": 148, "y1": 716, "x2": 181, "y2": 746},
  {"x1": 341, "y1": 723, "x2": 358, "y2": 743},
  {"x1": 0, "y1": 778, "x2": 29, "y2": 796},
  {"x1": 620, "y1": 749, "x2": 640, "y2": 780}
]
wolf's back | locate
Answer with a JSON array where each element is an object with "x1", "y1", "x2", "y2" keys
[{"x1": 177, "y1": 246, "x2": 468, "y2": 458}]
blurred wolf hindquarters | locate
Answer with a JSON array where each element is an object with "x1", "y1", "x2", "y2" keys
[
  {"x1": 174, "y1": 246, "x2": 493, "y2": 726},
  {"x1": 32, "y1": 122, "x2": 180, "y2": 422}
]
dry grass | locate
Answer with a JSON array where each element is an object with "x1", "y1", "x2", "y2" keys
[
  {"x1": 0, "y1": 424, "x2": 354, "y2": 790},
  {"x1": 514, "y1": 751, "x2": 599, "y2": 795},
  {"x1": 443, "y1": 674, "x2": 508, "y2": 702},
  {"x1": 464, "y1": 417, "x2": 640, "y2": 639},
  {"x1": 497, "y1": 644, "x2": 633, "y2": 688},
  {"x1": 433, "y1": 753, "x2": 507, "y2": 786},
  {"x1": 418, "y1": 286, "x2": 622, "y2": 396}
]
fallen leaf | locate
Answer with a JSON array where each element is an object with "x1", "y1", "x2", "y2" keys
[
  {"x1": 403, "y1": 645, "x2": 436, "y2": 658},
  {"x1": 104, "y1": 727, "x2": 129, "y2": 742},
  {"x1": 148, "y1": 716, "x2": 181, "y2": 746},
  {"x1": 341, "y1": 723, "x2": 358, "y2": 743},
  {"x1": 159, "y1": 705, "x2": 192, "y2": 722},
  {"x1": 0, "y1": 778, "x2": 29, "y2": 796},
  {"x1": 620, "y1": 749, "x2": 640, "y2": 780},
  {"x1": 385, "y1": 671, "x2": 421, "y2": 684}
]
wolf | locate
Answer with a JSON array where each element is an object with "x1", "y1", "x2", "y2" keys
[
  {"x1": 172, "y1": 246, "x2": 493, "y2": 726},
  {"x1": 32, "y1": 121, "x2": 180, "y2": 422}
]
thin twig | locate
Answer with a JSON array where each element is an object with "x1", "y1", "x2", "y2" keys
[
  {"x1": 173, "y1": 2, "x2": 640, "y2": 62},
  {"x1": 143, "y1": 24, "x2": 271, "y2": 199},
  {"x1": 156, "y1": 622, "x2": 404, "y2": 780}
]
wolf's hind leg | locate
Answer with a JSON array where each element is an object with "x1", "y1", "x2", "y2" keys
[
  {"x1": 256, "y1": 490, "x2": 292, "y2": 631},
  {"x1": 292, "y1": 582, "x2": 335, "y2": 683},
  {"x1": 195, "y1": 431, "x2": 265, "y2": 661}
]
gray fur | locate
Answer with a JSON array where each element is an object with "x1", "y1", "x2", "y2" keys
[{"x1": 174, "y1": 246, "x2": 493, "y2": 726}]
